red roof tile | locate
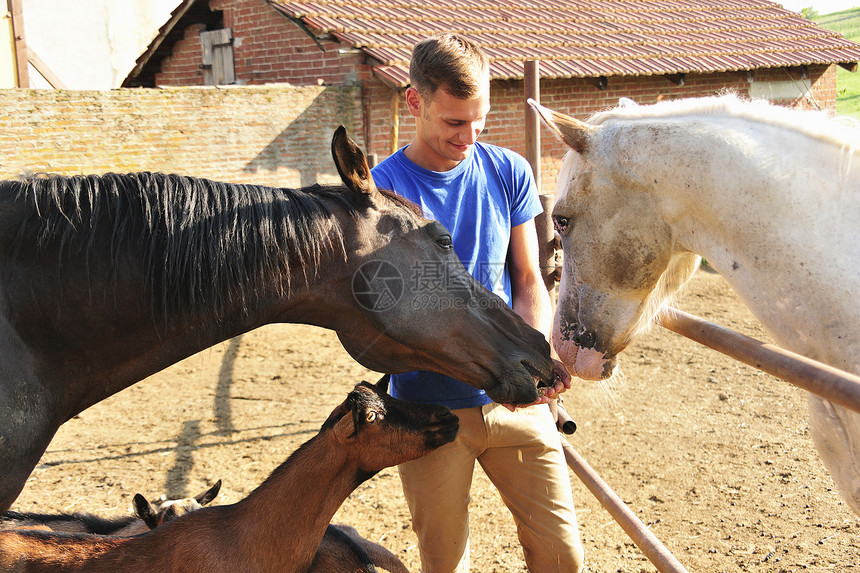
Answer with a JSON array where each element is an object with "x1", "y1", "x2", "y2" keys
[{"x1": 269, "y1": 0, "x2": 860, "y2": 86}]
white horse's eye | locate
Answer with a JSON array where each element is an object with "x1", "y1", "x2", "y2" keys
[
  {"x1": 366, "y1": 411, "x2": 377, "y2": 423},
  {"x1": 554, "y1": 216, "x2": 570, "y2": 235}
]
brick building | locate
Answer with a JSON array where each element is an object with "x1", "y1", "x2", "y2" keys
[{"x1": 123, "y1": 0, "x2": 860, "y2": 192}]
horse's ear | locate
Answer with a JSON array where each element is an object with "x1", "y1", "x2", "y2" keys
[
  {"x1": 527, "y1": 99, "x2": 594, "y2": 154},
  {"x1": 331, "y1": 125, "x2": 378, "y2": 197},
  {"x1": 133, "y1": 494, "x2": 159, "y2": 530},
  {"x1": 196, "y1": 479, "x2": 221, "y2": 506}
]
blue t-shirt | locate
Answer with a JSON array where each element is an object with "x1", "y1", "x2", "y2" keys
[{"x1": 371, "y1": 141, "x2": 542, "y2": 409}]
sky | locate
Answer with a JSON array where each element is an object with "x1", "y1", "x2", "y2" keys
[{"x1": 778, "y1": 0, "x2": 860, "y2": 12}]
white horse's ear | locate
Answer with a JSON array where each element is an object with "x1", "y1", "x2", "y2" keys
[
  {"x1": 618, "y1": 97, "x2": 638, "y2": 108},
  {"x1": 527, "y1": 99, "x2": 594, "y2": 154}
]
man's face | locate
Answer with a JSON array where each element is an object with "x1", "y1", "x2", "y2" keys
[{"x1": 410, "y1": 78, "x2": 491, "y2": 172}]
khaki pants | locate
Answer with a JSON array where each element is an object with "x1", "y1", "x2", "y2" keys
[{"x1": 398, "y1": 402, "x2": 584, "y2": 573}]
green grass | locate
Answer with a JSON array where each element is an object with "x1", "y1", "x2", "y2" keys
[
  {"x1": 812, "y1": 8, "x2": 860, "y2": 118},
  {"x1": 834, "y1": 67, "x2": 860, "y2": 118},
  {"x1": 816, "y1": 9, "x2": 860, "y2": 41}
]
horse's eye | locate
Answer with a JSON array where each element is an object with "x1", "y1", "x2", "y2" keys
[
  {"x1": 554, "y1": 216, "x2": 570, "y2": 235},
  {"x1": 436, "y1": 235, "x2": 453, "y2": 251},
  {"x1": 366, "y1": 411, "x2": 377, "y2": 423}
]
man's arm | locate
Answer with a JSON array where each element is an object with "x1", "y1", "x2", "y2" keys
[
  {"x1": 508, "y1": 219, "x2": 553, "y2": 337},
  {"x1": 508, "y1": 219, "x2": 571, "y2": 400}
]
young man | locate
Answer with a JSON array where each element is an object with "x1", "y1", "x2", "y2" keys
[{"x1": 370, "y1": 34, "x2": 584, "y2": 573}]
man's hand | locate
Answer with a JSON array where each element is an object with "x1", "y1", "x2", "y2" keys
[{"x1": 503, "y1": 358, "x2": 571, "y2": 411}]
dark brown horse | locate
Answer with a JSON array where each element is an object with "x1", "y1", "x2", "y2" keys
[
  {"x1": 0, "y1": 381, "x2": 459, "y2": 572},
  {"x1": 0, "y1": 127, "x2": 553, "y2": 512}
]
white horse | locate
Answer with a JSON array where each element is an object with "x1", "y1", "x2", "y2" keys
[{"x1": 530, "y1": 94, "x2": 860, "y2": 515}]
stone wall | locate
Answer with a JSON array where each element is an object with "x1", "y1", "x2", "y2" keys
[{"x1": 0, "y1": 84, "x2": 362, "y2": 187}]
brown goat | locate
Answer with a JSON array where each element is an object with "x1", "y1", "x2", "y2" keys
[
  {"x1": 133, "y1": 483, "x2": 405, "y2": 572},
  {"x1": 0, "y1": 511, "x2": 140, "y2": 537},
  {"x1": 0, "y1": 381, "x2": 458, "y2": 572},
  {"x1": 4, "y1": 482, "x2": 406, "y2": 571},
  {"x1": 0, "y1": 482, "x2": 221, "y2": 537},
  {"x1": 132, "y1": 480, "x2": 221, "y2": 530},
  {"x1": 310, "y1": 524, "x2": 408, "y2": 573}
]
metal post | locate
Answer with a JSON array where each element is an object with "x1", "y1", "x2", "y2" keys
[
  {"x1": 390, "y1": 89, "x2": 400, "y2": 155},
  {"x1": 658, "y1": 307, "x2": 860, "y2": 414},
  {"x1": 524, "y1": 60, "x2": 559, "y2": 299}
]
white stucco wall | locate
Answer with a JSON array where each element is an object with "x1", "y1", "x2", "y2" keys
[{"x1": 23, "y1": 0, "x2": 180, "y2": 89}]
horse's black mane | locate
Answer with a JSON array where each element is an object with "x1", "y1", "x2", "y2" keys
[{"x1": 8, "y1": 171, "x2": 377, "y2": 326}]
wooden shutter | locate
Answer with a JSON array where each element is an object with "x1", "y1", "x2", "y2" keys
[{"x1": 200, "y1": 29, "x2": 235, "y2": 85}]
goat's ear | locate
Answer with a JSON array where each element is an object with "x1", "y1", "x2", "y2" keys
[
  {"x1": 196, "y1": 479, "x2": 221, "y2": 506},
  {"x1": 374, "y1": 374, "x2": 391, "y2": 394},
  {"x1": 322, "y1": 400, "x2": 357, "y2": 442},
  {"x1": 133, "y1": 494, "x2": 159, "y2": 530},
  {"x1": 331, "y1": 408, "x2": 357, "y2": 444},
  {"x1": 321, "y1": 401, "x2": 349, "y2": 431},
  {"x1": 331, "y1": 125, "x2": 379, "y2": 198}
]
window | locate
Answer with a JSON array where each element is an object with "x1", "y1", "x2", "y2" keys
[{"x1": 200, "y1": 28, "x2": 234, "y2": 85}]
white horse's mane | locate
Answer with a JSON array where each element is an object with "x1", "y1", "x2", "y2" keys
[
  {"x1": 555, "y1": 95, "x2": 859, "y2": 202},
  {"x1": 587, "y1": 93, "x2": 860, "y2": 150}
]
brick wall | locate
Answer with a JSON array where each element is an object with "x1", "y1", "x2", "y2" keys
[
  {"x1": 155, "y1": 24, "x2": 209, "y2": 86},
  {"x1": 0, "y1": 85, "x2": 362, "y2": 187},
  {"x1": 143, "y1": 0, "x2": 839, "y2": 196},
  {"x1": 363, "y1": 64, "x2": 836, "y2": 195},
  {"x1": 156, "y1": 0, "x2": 364, "y2": 88}
]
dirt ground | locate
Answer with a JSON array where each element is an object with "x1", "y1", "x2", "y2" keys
[{"x1": 8, "y1": 269, "x2": 859, "y2": 572}]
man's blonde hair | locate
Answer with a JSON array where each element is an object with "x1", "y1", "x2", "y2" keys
[{"x1": 409, "y1": 34, "x2": 489, "y2": 101}]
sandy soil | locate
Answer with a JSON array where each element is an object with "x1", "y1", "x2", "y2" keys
[{"x1": 8, "y1": 270, "x2": 859, "y2": 572}]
